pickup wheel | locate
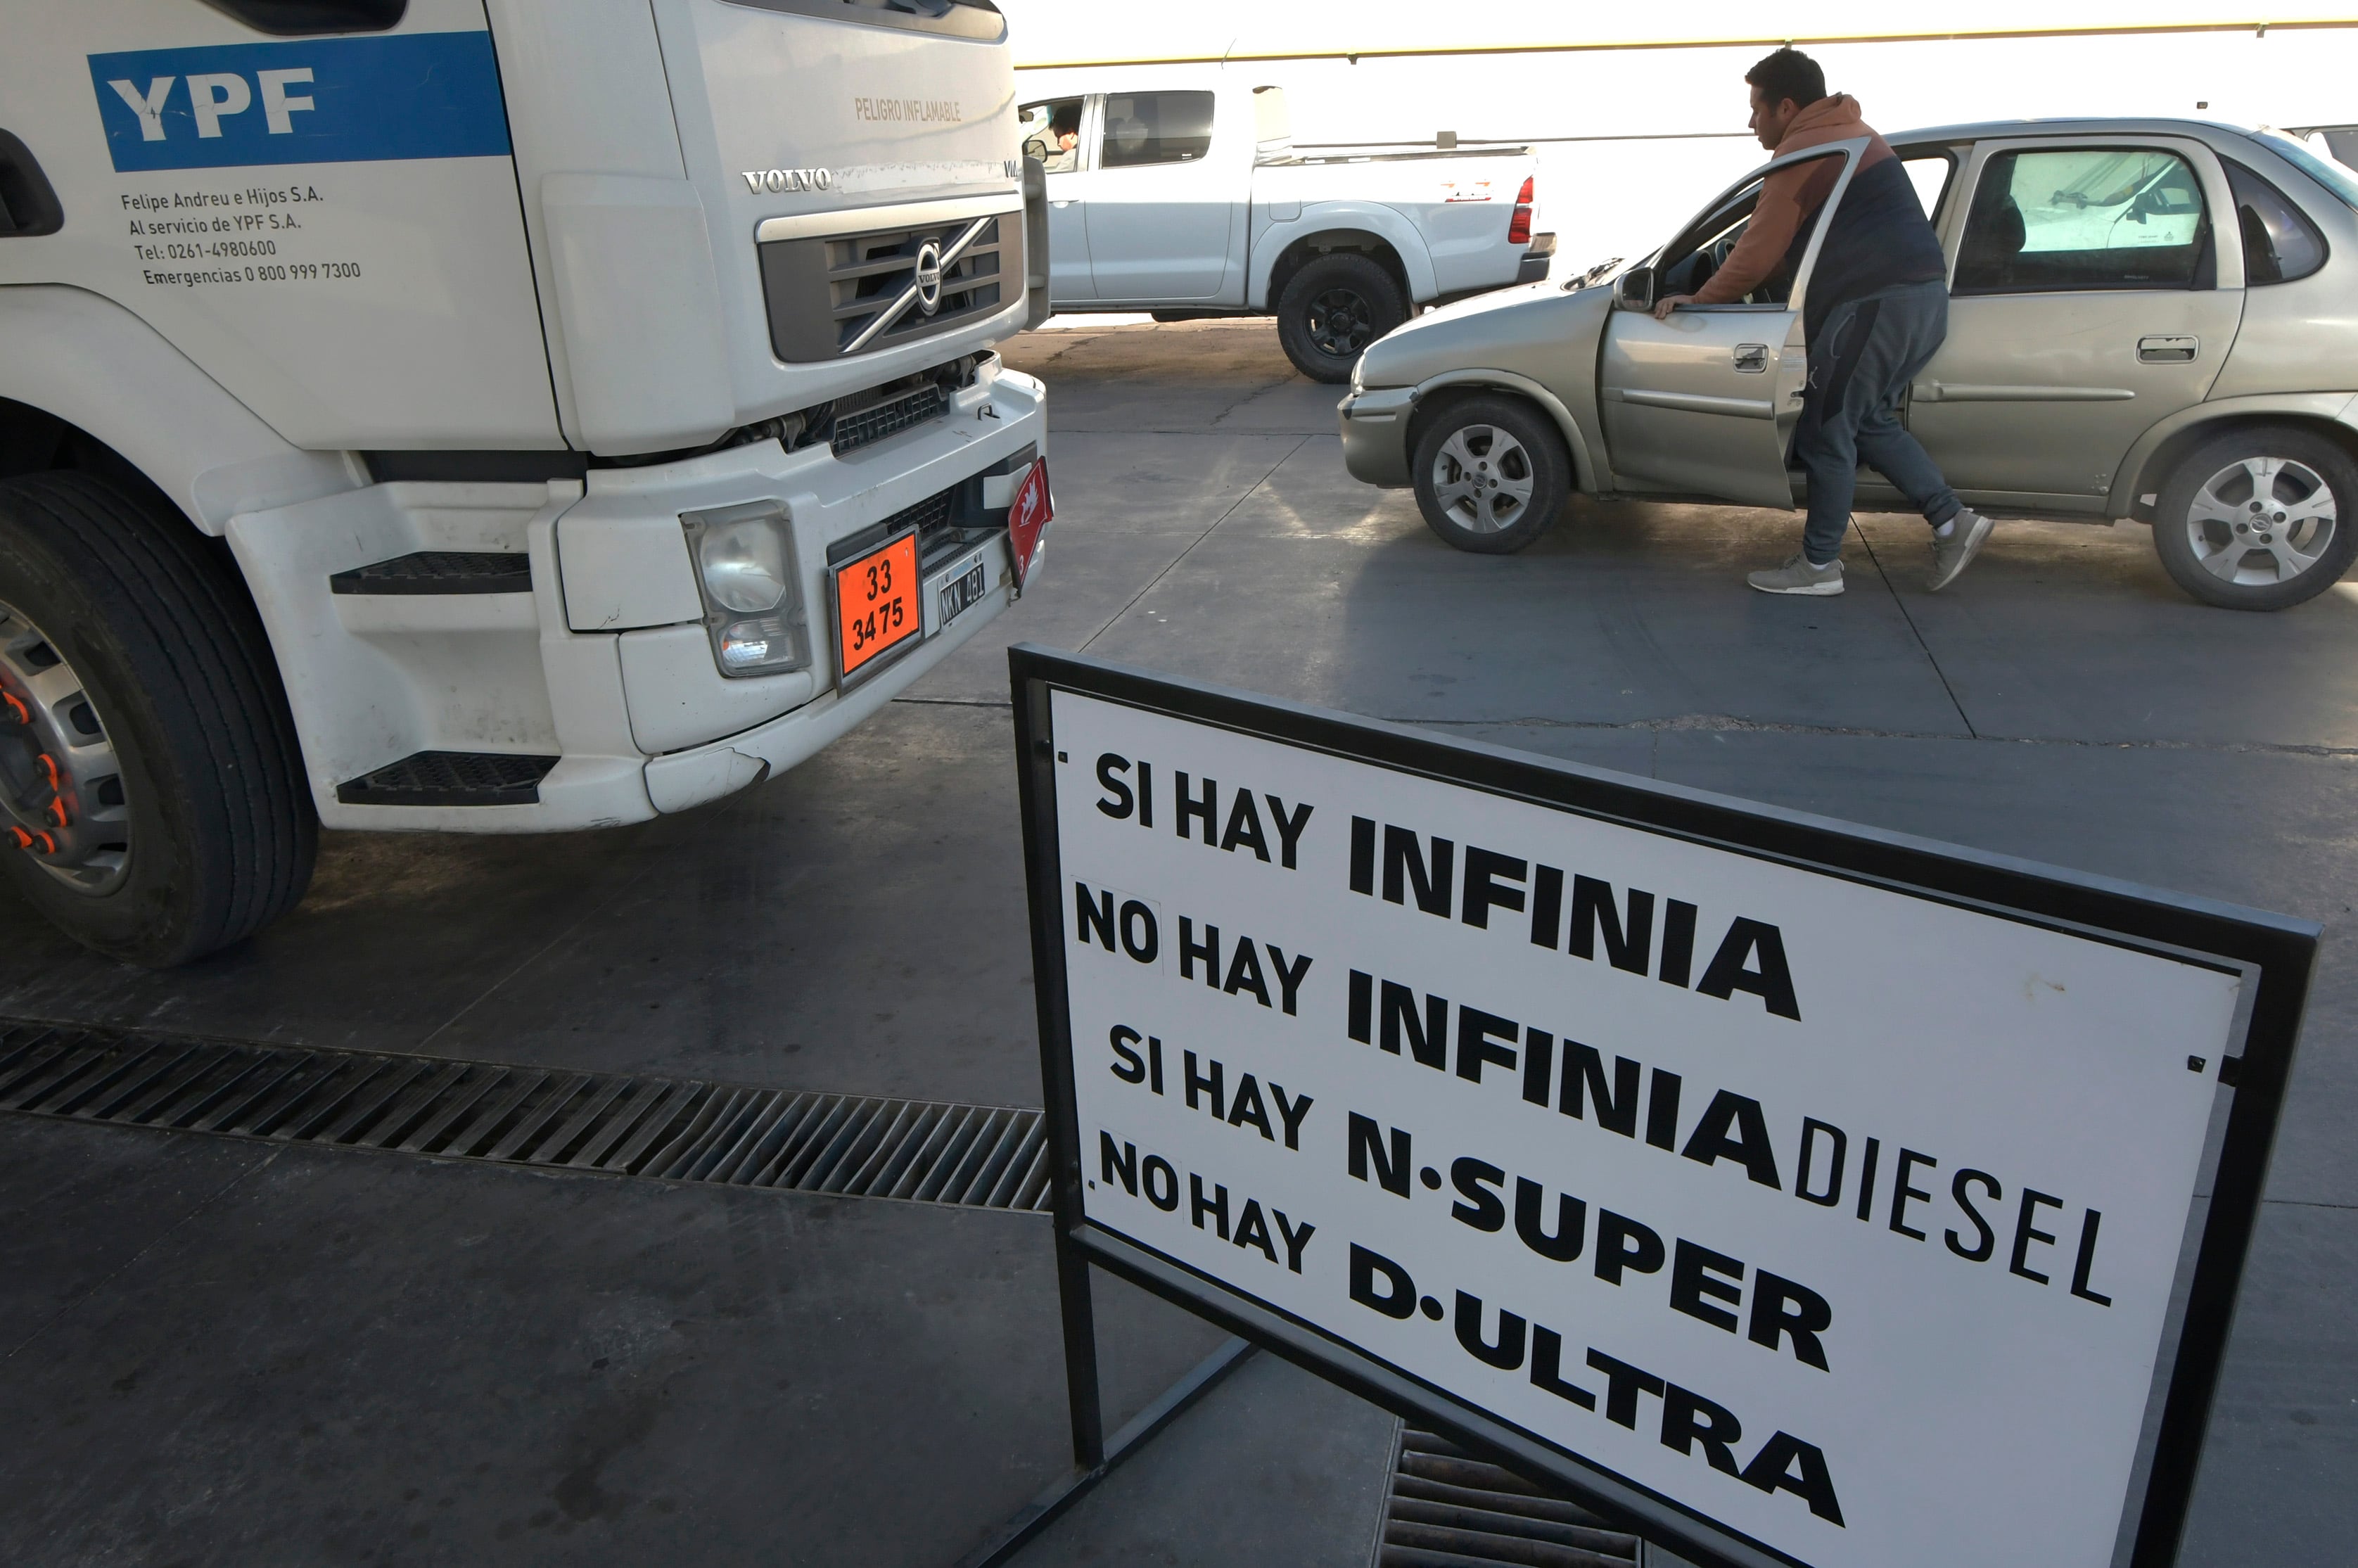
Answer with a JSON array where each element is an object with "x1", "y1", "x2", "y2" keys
[
  {"x1": 1276, "y1": 253, "x2": 1405, "y2": 383},
  {"x1": 1411, "y1": 395, "x2": 1569, "y2": 555},
  {"x1": 2151, "y1": 426, "x2": 2358, "y2": 610},
  {"x1": 0, "y1": 471, "x2": 315, "y2": 966}
]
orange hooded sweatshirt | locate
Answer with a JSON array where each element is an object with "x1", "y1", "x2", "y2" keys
[{"x1": 1692, "y1": 94, "x2": 1897, "y2": 304}]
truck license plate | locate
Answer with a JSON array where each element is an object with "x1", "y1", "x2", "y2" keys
[
  {"x1": 834, "y1": 530, "x2": 920, "y2": 683},
  {"x1": 938, "y1": 559, "x2": 988, "y2": 626}
]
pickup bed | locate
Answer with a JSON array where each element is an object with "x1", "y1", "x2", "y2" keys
[{"x1": 1015, "y1": 67, "x2": 1553, "y2": 380}]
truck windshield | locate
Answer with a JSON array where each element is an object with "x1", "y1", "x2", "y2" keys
[{"x1": 727, "y1": 0, "x2": 1005, "y2": 42}]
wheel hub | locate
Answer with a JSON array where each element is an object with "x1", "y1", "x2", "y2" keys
[
  {"x1": 1431, "y1": 425, "x2": 1538, "y2": 534},
  {"x1": 2185, "y1": 454, "x2": 2335, "y2": 588},
  {"x1": 0, "y1": 600, "x2": 130, "y2": 895},
  {"x1": 1307, "y1": 287, "x2": 1376, "y2": 358}
]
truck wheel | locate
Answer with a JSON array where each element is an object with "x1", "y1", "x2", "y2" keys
[
  {"x1": 1411, "y1": 395, "x2": 1569, "y2": 554},
  {"x1": 0, "y1": 472, "x2": 315, "y2": 966},
  {"x1": 1276, "y1": 253, "x2": 1405, "y2": 383},
  {"x1": 2151, "y1": 427, "x2": 2358, "y2": 611}
]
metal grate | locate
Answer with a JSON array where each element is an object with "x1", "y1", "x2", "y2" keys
[
  {"x1": 0, "y1": 1020, "x2": 1052, "y2": 1211},
  {"x1": 1379, "y1": 1427, "x2": 1641, "y2": 1567},
  {"x1": 759, "y1": 212, "x2": 1018, "y2": 362},
  {"x1": 328, "y1": 552, "x2": 531, "y2": 596},
  {"x1": 831, "y1": 383, "x2": 947, "y2": 457},
  {"x1": 336, "y1": 751, "x2": 559, "y2": 808}
]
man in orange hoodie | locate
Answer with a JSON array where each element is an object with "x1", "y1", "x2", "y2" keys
[{"x1": 1655, "y1": 48, "x2": 1991, "y2": 596}]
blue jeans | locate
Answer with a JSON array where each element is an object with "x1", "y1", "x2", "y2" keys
[{"x1": 1795, "y1": 279, "x2": 1961, "y2": 565}]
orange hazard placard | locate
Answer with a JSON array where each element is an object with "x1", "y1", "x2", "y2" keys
[{"x1": 835, "y1": 530, "x2": 920, "y2": 680}]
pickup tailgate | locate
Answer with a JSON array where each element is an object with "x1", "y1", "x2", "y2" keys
[{"x1": 1259, "y1": 151, "x2": 1538, "y2": 298}]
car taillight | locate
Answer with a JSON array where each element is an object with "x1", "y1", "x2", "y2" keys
[{"x1": 1509, "y1": 175, "x2": 1534, "y2": 246}]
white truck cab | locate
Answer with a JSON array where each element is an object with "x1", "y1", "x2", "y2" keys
[{"x1": 0, "y1": 0, "x2": 1052, "y2": 964}]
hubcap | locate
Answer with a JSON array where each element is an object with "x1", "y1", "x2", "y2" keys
[
  {"x1": 0, "y1": 601, "x2": 129, "y2": 895},
  {"x1": 2185, "y1": 454, "x2": 2336, "y2": 587},
  {"x1": 1432, "y1": 426, "x2": 1537, "y2": 533},
  {"x1": 1306, "y1": 287, "x2": 1377, "y2": 359}
]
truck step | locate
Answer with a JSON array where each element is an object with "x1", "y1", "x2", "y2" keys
[
  {"x1": 328, "y1": 551, "x2": 531, "y2": 595},
  {"x1": 336, "y1": 751, "x2": 559, "y2": 807}
]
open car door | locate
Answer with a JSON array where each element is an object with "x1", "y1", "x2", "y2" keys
[{"x1": 1598, "y1": 139, "x2": 1868, "y2": 506}]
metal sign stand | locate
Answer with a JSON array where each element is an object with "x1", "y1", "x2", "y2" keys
[
  {"x1": 986, "y1": 642, "x2": 2315, "y2": 1568},
  {"x1": 950, "y1": 1225, "x2": 1256, "y2": 1568}
]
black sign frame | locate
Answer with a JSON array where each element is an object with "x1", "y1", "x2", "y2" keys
[{"x1": 1009, "y1": 644, "x2": 2315, "y2": 1568}]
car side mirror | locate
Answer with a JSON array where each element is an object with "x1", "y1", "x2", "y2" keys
[{"x1": 1616, "y1": 265, "x2": 1656, "y2": 312}]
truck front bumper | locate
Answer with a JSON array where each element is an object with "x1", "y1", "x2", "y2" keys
[{"x1": 252, "y1": 364, "x2": 1047, "y2": 834}]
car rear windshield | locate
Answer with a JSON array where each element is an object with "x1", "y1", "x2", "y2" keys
[{"x1": 2255, "y1": 132, "x2": 2358, "y2": 212}]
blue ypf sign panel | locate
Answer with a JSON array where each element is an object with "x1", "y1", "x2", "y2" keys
[{"x1": 88, "y1": 32, "x2": 511, "y2": 173}]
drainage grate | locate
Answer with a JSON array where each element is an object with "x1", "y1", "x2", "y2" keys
[
  {"x1": 1379, "y1": 1427, "x2": 1641, "y2": 1567},
  {"x1": 0, "y1": 1020, "x2": 1051, "y2": 1211}
]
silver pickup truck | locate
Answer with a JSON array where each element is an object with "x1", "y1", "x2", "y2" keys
[{"x1": 1339, "y1": 118, "x2": 2358, "y2": 611}]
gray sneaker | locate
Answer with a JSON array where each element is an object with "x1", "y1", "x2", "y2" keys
[
  {"x1": 1927, "y1": 509, "x2": 1993, "y2": 592},
  {"x1": 1747, "y1": 553, "x2": 1844, "y2": 596}
]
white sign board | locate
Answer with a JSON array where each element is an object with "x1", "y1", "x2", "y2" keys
[{"x1": 1014, "y1": 651, "x2": 2313, "y2": 1568}]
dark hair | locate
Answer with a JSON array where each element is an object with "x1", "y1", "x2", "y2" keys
[
  {"x1": 1745, "y1": 47, "x2": 1826, "y2": 111},
  {"x1": 1050, "y1": 103, "x2": 1081, "y2": 135}
]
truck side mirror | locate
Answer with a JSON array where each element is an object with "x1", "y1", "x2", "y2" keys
[{"x1": 1616, "y1": 265, "x2": 1656, "y2": 312}]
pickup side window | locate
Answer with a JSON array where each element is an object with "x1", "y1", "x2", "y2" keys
[
  {"x1": 1099, "y1": 91, "x2": 1214, "y2": 169},
  {"x1": 1019, "y1": 98, "x2": 1085, "y2": 174},
  {"x1": 2222, "y1": 158, "x2": 2328, "y2": 283},
  {"x1": 1954, "y1": 147, "x2": 2214, "y2": 293}
]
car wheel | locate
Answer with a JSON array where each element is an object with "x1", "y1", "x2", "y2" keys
[
  {"x1": 1276, "y1": 253, "x2": 1405, "y2": 383},
  {"x1": 1410, "y1": 395, "x2": 1570, "y2": 554},
  {"x1": 0, "y1": 471, "x2": 316, "y2": 966},
  {"x1": 2151, "y1": 427, "x2": 2358, "y2": 611}
]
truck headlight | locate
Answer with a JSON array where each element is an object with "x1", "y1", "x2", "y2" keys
[{"x1": 682, "y1": 502, "x2": 809, "y2": 678}]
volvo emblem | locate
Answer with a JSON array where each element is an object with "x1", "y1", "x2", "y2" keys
[
  {"x1": 914, "y1": 241, "x2": 944, "y2": 316},
  {"x1": 741, "y1": 167, "x2": 834, "y2": 194}
]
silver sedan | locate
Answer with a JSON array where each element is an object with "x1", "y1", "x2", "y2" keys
[{"x1": 1339, "y1": 118, "x2": 2358, "y2": 611}]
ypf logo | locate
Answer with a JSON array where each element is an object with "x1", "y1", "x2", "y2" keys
[
  {"x1": 914, "y1": 241, "x2": 945, "y2": 316},
  {"x1": 87, "y1": 34, "x2": 511, "y2": 173}
]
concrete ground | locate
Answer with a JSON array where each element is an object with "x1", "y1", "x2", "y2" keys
[{"x1": 0, "y1": 318, "x2": 2352, "y2": 1564}]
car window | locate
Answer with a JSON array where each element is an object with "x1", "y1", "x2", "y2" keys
[
  {"x1": 1954, "y1": 147, "x2": 2212, "y2": 293},
  {"x1": 2257, "y1": 132, "x2": 2358, "y2": 212},
  {"x1": 1653, "y1": 149, "x2": 1846, "y2": 305},
  {"x1": 1902, "y1": 153, "x2": 1955, "y2": 224},
  {"x1": 1100, "y1": 91, "x2": 1214, "y2": 169},
  {"x1": 1019, "y1": 98, "x2": 1085, "y2": 174},
  {"x1": 2222, "y1": 158, "x2": 2328, "y2": 283}
]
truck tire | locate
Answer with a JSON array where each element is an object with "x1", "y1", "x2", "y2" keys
[
  {"x1": 2150, "y1": 426, "x2": 2358, "y2": 611},
  {"x1": 1276, "y1": 253, "x2": 1405, "y2": 383},
  {"x1": 0, "y1": 471, "x2": 315, "y2": 966},
  {"x1": 1411, "y1": 395, "x2": 1569, "y2": 554}
]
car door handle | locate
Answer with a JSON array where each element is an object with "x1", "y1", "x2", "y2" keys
[
  {"x1": 1051, "y1": 199, "x2": 1078, "y2": 208},
  {"x1": 1733, "y1": 343, "x2": 1769, "y2": 373},
  {"x1": 2138, "y1": 336, "x2": 2199, "y2": 363}
]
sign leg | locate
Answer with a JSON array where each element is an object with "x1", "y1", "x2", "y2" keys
[{"x1": 1054, "y1": 1224, "x2": 1105, "y2": 1469}]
